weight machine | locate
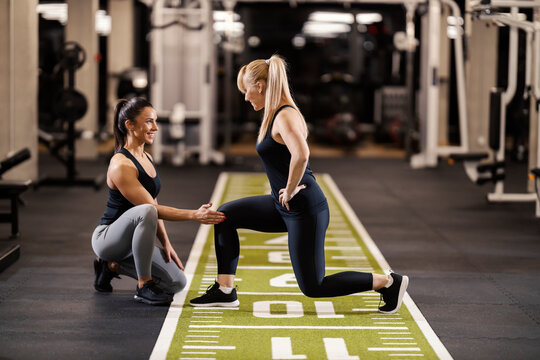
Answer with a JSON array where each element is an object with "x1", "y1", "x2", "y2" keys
[
  {"x1": 150, "y1": 0, "x2": 224, "y2": 166},
  {"x1": 449, "y1": 1, "x2": 540, "y2": 215}
]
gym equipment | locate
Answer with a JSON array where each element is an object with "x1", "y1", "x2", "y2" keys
[
  {"x1": 0, "y1": 148, "x2": 32, "y2": 238},
  {"x1": 150, "y1": 0, "x2": 224, "y2": 166},
  {"x1": 451, "y1": 2, "x2": 540, "y2": 217},
  {"x1": 154, "y1": 103, "x2": 188, "y2": 166},
  {"x1": 410, "y1": 0, "x2": 469, "y2": 168},
  {"x1": 38, "y1": 41, "x2": 104, "y2": 190},
  {"x1": 0, "y1": 148, "x2": 31, "y2": 272}
]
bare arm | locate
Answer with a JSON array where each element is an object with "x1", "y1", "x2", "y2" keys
[{"x1": 109, "y1": 156, "x2": 224, "y2": 224}]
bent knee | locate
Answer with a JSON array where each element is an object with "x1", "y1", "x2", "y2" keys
[
  {"x1": 298, "y1": 284, "x2": 324, "y2": 298},
  {"x1": 135, "y1": 204, "x2": 158, "y2": 223},
  {"x1": 167, "y1": 271, "x2": 187, "y2": 293}
]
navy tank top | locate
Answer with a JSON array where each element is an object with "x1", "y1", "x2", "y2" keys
[
  {"x1": 256, "y1": 105, "x2": 327, "y2": 217},
  {"x1": 98, "y1": 148, "x2": 161, "y2": 225}
]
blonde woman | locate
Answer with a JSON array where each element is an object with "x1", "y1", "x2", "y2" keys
[{"x1": 190, "y1": 55, "x2": 408, "y2": 314}]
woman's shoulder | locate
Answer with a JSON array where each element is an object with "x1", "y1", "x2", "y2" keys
[
  {"x1": 109, "y1": 152, "x2": 137, "y2": 174},
  {"x1": 274, "y1": 106, "x2": 304, "y2": 127}
]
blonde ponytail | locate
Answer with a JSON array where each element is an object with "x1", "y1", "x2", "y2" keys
[{"x1": 237, "y1": 54, "x2": 305, "y2": 143}]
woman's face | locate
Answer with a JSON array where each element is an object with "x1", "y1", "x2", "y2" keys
[
  {"x1": 128, "y1": 106, "x2": 158, "y2": 145},
  {"x1": 243, "y1": 75, "x2": 265, "y2": 111}
]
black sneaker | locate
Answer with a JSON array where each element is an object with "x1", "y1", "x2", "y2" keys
[
  {"x1": 134, "y1": 280, "x2": 174, "y2": 306},
  {"x1": 376, "y1": 272, "x2": 409, "y2": 314},
  {"x1": 94, "y1": 258, "x2": 120, "y2": 293},
  {"x1": 189, "y1": 282, "x2": 240, "y2": 307}
]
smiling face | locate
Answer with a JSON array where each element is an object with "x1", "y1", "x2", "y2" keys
[
  {"x1": 126, "y1": 106, "x2": 158, "y2": 145},
  {"x1": 243, "y1": 75, "x2": 266, "y2": 111}
]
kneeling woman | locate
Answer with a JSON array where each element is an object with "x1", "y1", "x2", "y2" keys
[
  {"x1": 92, "y1": 97, "x2": 225, "y2": 305},
  {"x1": 190, "y1": 55, "x2": 408, "y2": 314}
]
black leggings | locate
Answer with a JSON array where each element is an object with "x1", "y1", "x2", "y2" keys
[{"x1": 215, "y1": 195, "x2": 373, "y2": 297}]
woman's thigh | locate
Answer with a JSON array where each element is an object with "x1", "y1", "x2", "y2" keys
[
  {"x1": 218, "y1": 195, "x2": 287, "y2": 233},
  {"x1": 92, "y1": 205, "x2": 156, "y2": 261}
]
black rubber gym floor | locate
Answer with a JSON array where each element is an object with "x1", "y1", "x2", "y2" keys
[{"x1": 0, "y1": 154, "x2": 539, "y2": 360}]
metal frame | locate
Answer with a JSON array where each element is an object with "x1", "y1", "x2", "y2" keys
[
  {"x1": 151, "y1": 0, "x2": 224, "y2": 165},
  {"x1": 411, "y1": 0, "x2": 470, "y2": 168},
  {"x1": 476, "y1": 9, "x2": 540, "y2": 204}
]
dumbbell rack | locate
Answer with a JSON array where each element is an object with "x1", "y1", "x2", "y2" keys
[{"x1": 38, "y1": 42, "x2": 104, "y2": 190}]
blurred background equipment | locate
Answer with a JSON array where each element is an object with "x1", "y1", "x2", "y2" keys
[
  {"x1": 150, "y1": 0, "x2": 224, "y2": 166},
  {"x1": 38, "y1": 41, "x2": 104, "y2": 190},
  {"x1": 0, "y1": 148, "x2": 31, "y2": 273}
]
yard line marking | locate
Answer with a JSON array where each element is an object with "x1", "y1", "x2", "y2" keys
[
  {"x1": 192, "y1": 316, "x2": 223, "y2": 319},
  {"x1": 203, "y1": 265, "x2": 372, "y2": 270},
  {"x1": 388, "y1": 354, "x2": 425, "y2": 357},
  {"x1": 192, "y1": 312, "x2": 223, "y2": 314},
  {"x1": 181, "y1": 352, "x2": 217, "y2": 355},
  {"x1": 239, "y1": 246, "x2": 364, "y2": 251},
  {"x1": 190, "y1": 321, "x2": 222, "y2": 323},
  {"x1": 189, "y1": 325, "x2": 408, "y2": 330},
  {"x1": 187, "y1": 330, "x2": 221, "y2": 333},
  {"x1": 183, "y1": 346, "x2": 236, "y2": 350},
  {"x1": 379, "y1": 332, "x2": 412, "y2": 335},
  {"x1": 367, "y1": 347, "x2": 421, "y2": 352},
  {"x1": 185, "y1": 340, "x2": 219, "y2": 343},
  {"x1": 326, "y1": 230, "x2": 353, "y2": 234},
  {"x1": 186, "y1": 335, "x2": 220, "y2": 338}
]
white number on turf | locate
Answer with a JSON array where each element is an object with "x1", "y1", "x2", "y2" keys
[
  {"x1": 324, "y1": 338, "x2": 360, "y2": 360},
  {"x1": 271, "y1": 337, "x2": 307, "y2": 359},
  {"x1": 253, "y1": 301, "x2": 304, "y2": 318},
  {"x1": 315, "y1": 301, "x2": 344, "y2": 318},
  {"x1": 268, "y1": 251, "x2": 291, "y2": 263},
  {"x1": 270, "y1": 273, "x2": 298, "y2": 287},
  {"x1": 265, "y1": 235, "x2": 288, "y2": 245},
  {"x1": 271, "y1": 337, "x2": 359, "y2": 360}
]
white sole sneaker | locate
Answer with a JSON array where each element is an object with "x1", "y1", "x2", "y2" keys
[
  {"x1": 189, "y1": 300, "x2": 240, "y2": 307},
  {"x1": 379, "y1": 275, "x2": 409, "y2": 315}
]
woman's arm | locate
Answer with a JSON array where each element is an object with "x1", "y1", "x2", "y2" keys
[
  {"x1": 109, "y1": 157, "x2": 224, "y2": 224},
  {"x1": 273, "y1": 109, "x2": 310, "y2": 210}
]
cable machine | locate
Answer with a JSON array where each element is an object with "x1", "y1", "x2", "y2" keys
[{"x1": 150, "y1": 0, "x2": 224, "y2": 166}]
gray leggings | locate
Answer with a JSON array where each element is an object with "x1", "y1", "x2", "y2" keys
[{"x1": 91, "y1": 204, "x2": 186, "y2": 293}]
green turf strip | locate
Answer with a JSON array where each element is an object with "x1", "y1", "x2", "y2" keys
[{"x1": 158, "y1": 173, "x2": 450, "y2": 360}]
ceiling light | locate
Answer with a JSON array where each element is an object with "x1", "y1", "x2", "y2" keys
[
  {"x1": 213, "y1": 11, "x2": 240, "y2": 22},
  {"x1": 302, "y1": 22, "x2": 350, "y2": 36},
  {"x1": 309, "y1": 11, "x2": 354, "y2": 24},
  {"x1": 356, "y1": 13, "x2": 383, "y2": 25}
]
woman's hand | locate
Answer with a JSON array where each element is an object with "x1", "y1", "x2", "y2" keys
[
  {"x1": 164, "y1": 242, "x2": 184, "y2": 271},
  {"x1": 278, "y1": 184, "x2": 306, "y2": 211},
  {"x1": 193, "y1": 202, "x2": 226, "y2": 224}
]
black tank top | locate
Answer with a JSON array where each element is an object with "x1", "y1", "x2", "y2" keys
[
  {"x1": 98, "y1": 148, "x2": 161, "y2": 225},
  {"x1": 256, "y1": 105, "x2": 327, "y2": 216}
]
